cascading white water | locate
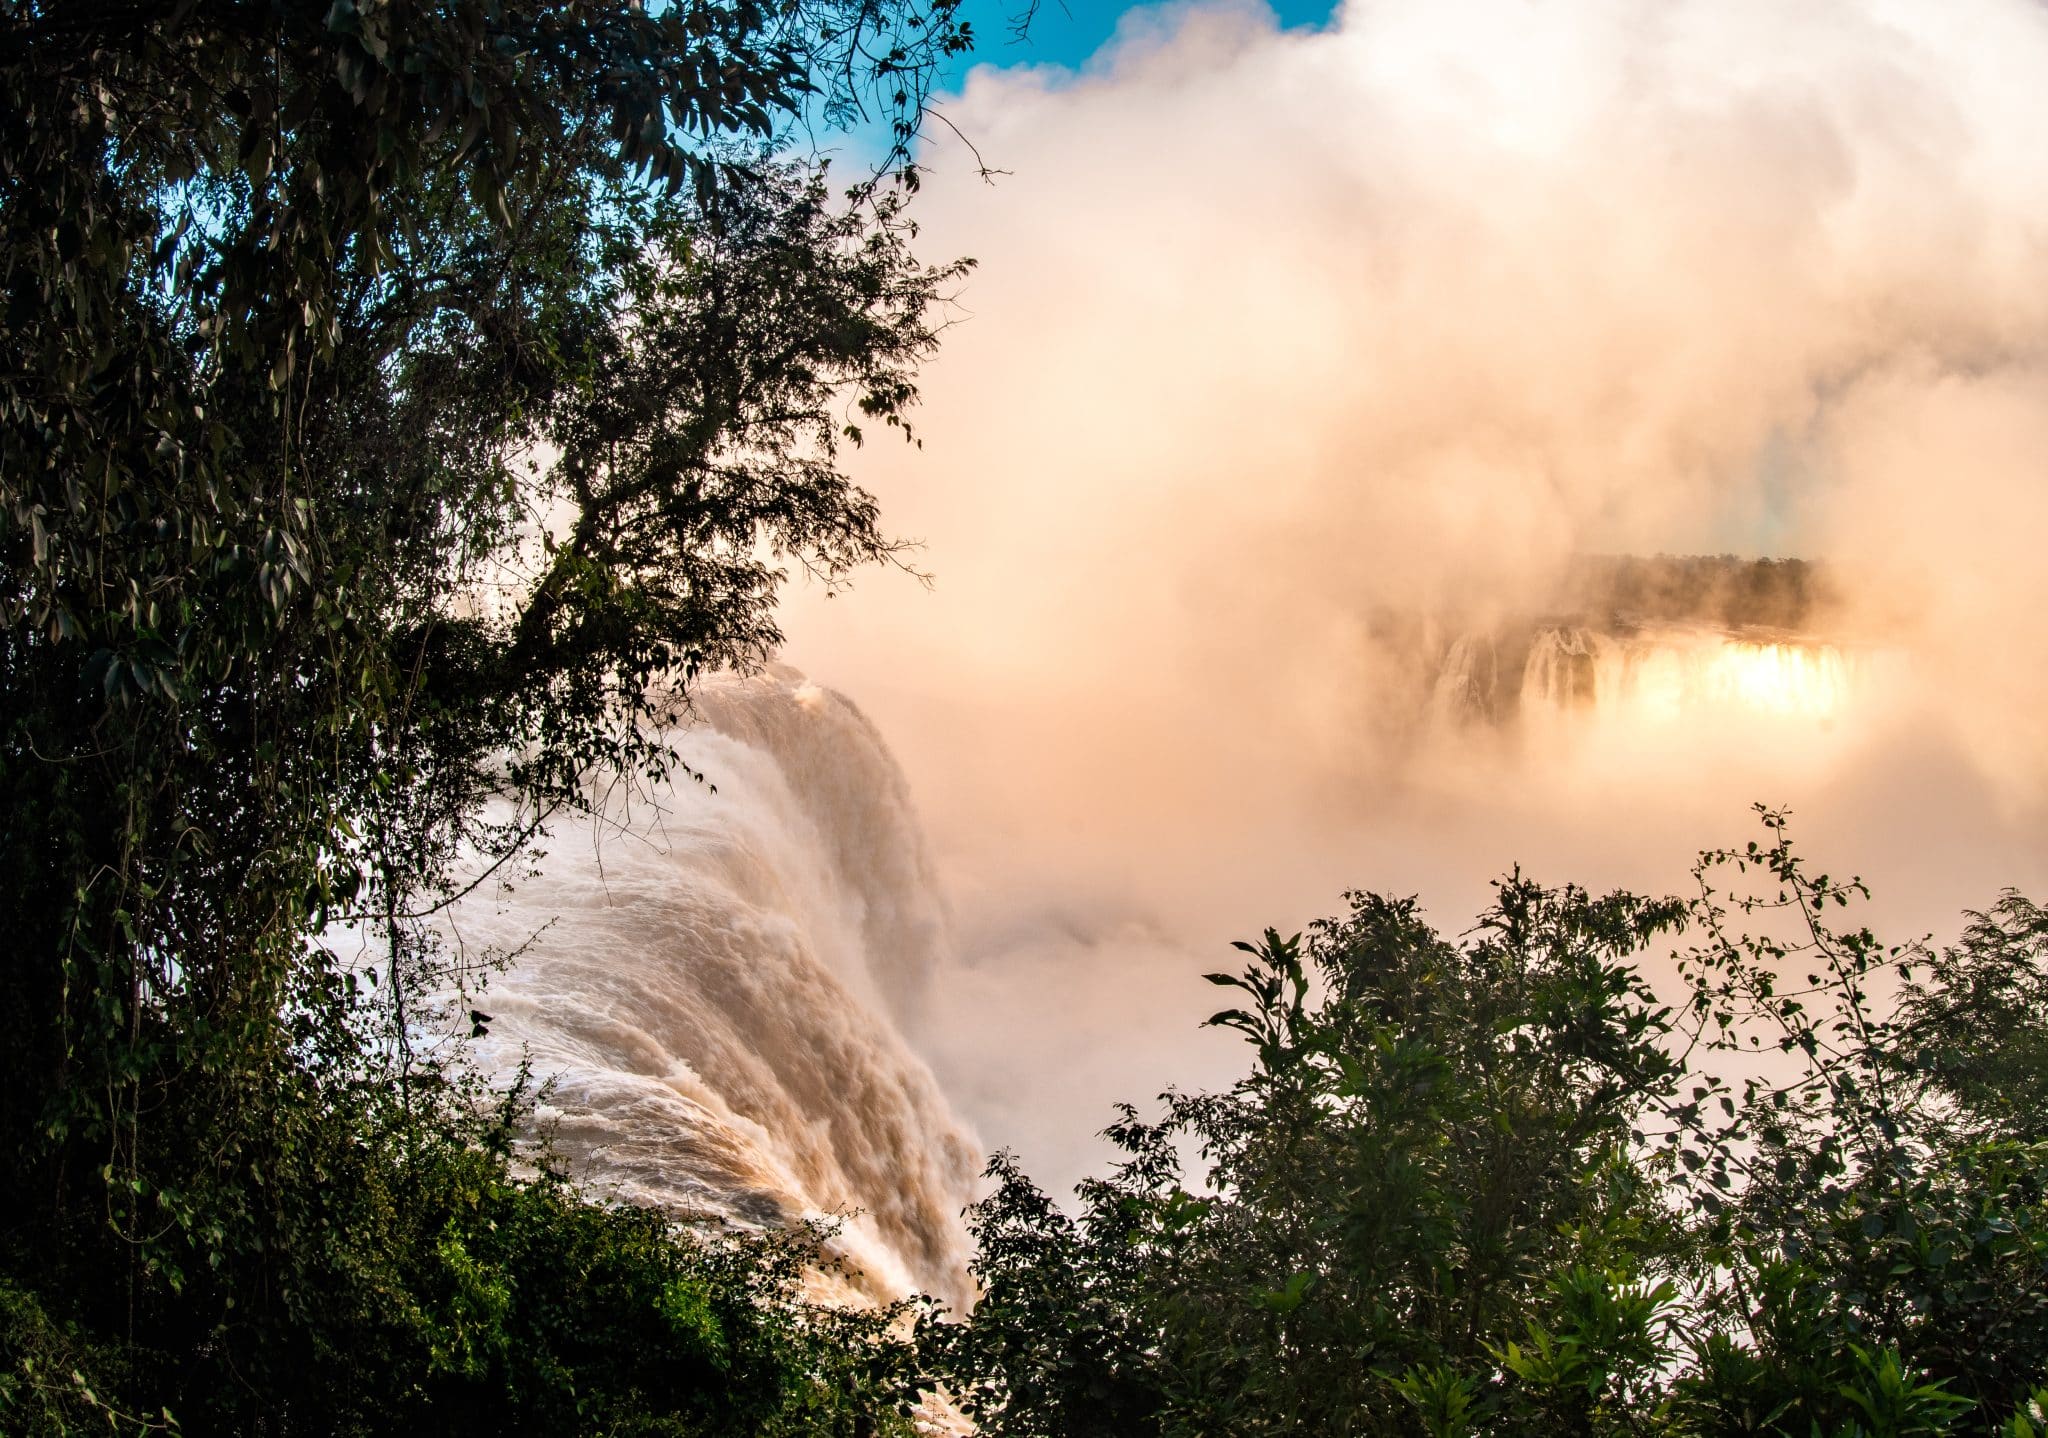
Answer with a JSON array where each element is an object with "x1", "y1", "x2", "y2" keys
[
  {"x1": 454, "y1": 666, "x2": 981, "y2": 1306},
  {"x1": 1516, "y1": 626, "x2": 1873, "y2": 727},
  {"x1": 1411, "y1": 621, "x2": 1884, "y2": 738},
  {"x1": 1519, "y1": 627, "x2": 1603, "y2": 712},
  {"x1": 1426, "y1": 632, "x2": 1504, "y2": 727}
]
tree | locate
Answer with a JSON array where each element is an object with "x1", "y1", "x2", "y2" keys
[
  {"x1": 0, "y1": 0, "x2": 971, "y2": 1427},
  {"x1": 939, "y1": 883, "x2": 1692, "y2": 1436},
  {"x1": 1894, "y1": 893, "x2": 2048, "y2": 1143},
  {"x1": 937, "y1": 817, "x2": 2048, "y2": 1436}
]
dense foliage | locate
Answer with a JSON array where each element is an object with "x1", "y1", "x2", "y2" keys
[
  {"x1": 934, "y1": 812, "x2": 2048, "y2": 1436},
  {"x1": 1, "y1": 0, "x2": 970, "y2": 1430},
  {"x1": 7, "y1": 5, "x2": 2045, "y2": 1436},
  {"x1": 1563, "y1": 555, "x2": 1829, "y2": 632}
]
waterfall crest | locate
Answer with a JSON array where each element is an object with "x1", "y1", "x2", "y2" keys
[{"x1": 458, "y1": 666, "x2": 980, "y2": 1305}]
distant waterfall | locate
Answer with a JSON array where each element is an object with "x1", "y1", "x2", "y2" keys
[
  {"x1": 1426, "y1": 633, "x2": 1504, "y2": 726},
  {"x1": 456, "y1": 667, "x2": 980, "y2": 1305},
  {"x1": 1515, "y1": 626, "x2": 1866, "y2": 726},
  {"x1": 1397, "y1": 618, "x2": 1880, "y2": 739},
  {"x1": 1519, "y1": 628, "x2": 1602, "y2": 713}
]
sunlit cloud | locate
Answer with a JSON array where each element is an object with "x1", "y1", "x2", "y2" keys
[{"x1": 776, "y1": 0, "x2": 2048, "y2": 1189}]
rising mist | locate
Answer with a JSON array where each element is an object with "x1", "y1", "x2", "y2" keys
[{"x1": 778, "y1": 0, "x2": 2048, "y2": 1194}]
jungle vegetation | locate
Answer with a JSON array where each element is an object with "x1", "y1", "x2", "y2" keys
[
  {"x1": 1, "y1": 0, "x2": 969, "y2": 1429},
  {"x1": 3, "y1": 2, "x2": 2045, "y2": 1436},
  {"x1": 934, "y1": 812, "x2": 2048, "y2": 1437}
]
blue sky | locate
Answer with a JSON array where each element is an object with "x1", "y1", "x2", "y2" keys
[
  {"x1": 804, "y1": 0, "x2": 1338, "y2": 169},
  {"x1": 947, "y1": 0, "x2": 1337, "y2": 74}
]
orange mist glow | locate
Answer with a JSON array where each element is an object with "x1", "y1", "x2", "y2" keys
[
  {"x1": 1700, "y1": 642, "x2": 1854, "y2": 719},
  {"x1": 1521, "y1": 631, "x2": 1868, "y2": 730},
  {"x1": 772, "y1": 0, "x2": 2048, "y2": 1196}
]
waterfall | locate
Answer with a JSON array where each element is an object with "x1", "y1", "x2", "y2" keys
[
  {"x1": 1513, "y1": 626, "x2": 1867, "y2": 727},
  {"x1": 1519, "y1": 627, "x2": 1603, "y2": 713},
  {"x1": 454, "y1": 666, "x2": 980, "y2": 1305},
  {"x1": 1426, "y1": 632, "x2": 1503, "y2": 727},
  {"x1": 1401, "y1": 621, "x2": 1881, "y2": 739}
]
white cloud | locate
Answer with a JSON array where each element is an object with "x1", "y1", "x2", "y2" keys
[{"x1": 779, "y1": 0, "x2": 2048, "y2": 1184}]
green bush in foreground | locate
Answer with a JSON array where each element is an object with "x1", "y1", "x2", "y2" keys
[
  {"x1": 0, "y1": 1060, "x2": 929, "y2": 1436},
  {"x1": 935, "y1": 811, "x2": 2048, "y2": 1437}
]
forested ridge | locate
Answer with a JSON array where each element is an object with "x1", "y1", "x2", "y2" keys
[{"x1": 4, "y1": 1, "x2": 2046, "y2": 1434}]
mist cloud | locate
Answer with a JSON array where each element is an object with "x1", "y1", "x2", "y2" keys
[{"x1": 778, "y1": 0, "x2": 2048, "y2": 1187}]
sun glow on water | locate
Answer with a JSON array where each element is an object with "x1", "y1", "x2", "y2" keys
[
  {"x1": 1698, "y1": 641, "x2": 1854, "y2": 719},
  {"x1": 1518, "y1": 630, "x2": 1868, "y2": 731}
]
